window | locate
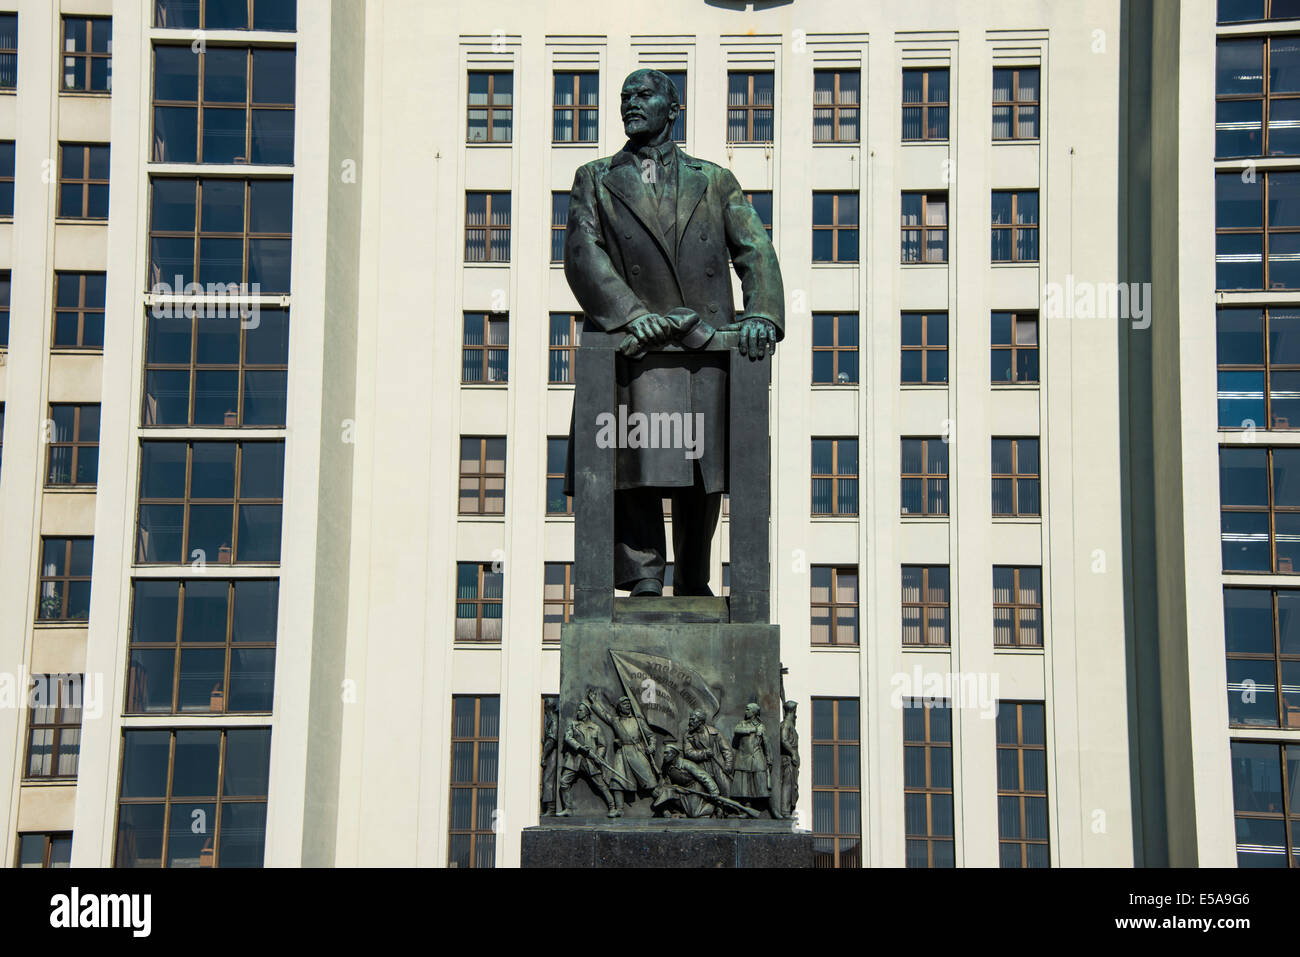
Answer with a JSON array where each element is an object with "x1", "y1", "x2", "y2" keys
[
  {"x1": 0, "y1": 404, "x2": 5, "y2": 473},
  {"x1": 449, "y1": 695, "x2": 499, "y2": 868},
  {"x1": 127, "y1": 579, "x2": 277, "y2": 714},
  {"x1": 992, "y1": 68, "x2": 1039, "y2": 140},
  {"x1": 136, "y1": 441, "x2": 285, "y2": 564},
  {"x1": 61, "y1": 17, "x2": 112, "y2": 93},
  {"x1": 1220, "y1": 0, "x2": 1300, "y2": 20},
  {"x1": 58, "y1": 144, "x2": 109, "y2": 220},
  {"x1": 465, "y1": 191, "x2": 510, "y2": 263},
  {"x1": 0, "y1": 271, "x2": 10, "y2": 349},
  {"x1": 994, "y1": 566, "x2": 1043, "y2": 648},
  {"x1": 458, "y1": 437, "x2": 505, "y2": 515},
  {"x1": 744, "y1": 191, "x2": 773, "y2": 241},
  {"x1": 810, "y1": 566, "x2": 858, "y2": 646},
  {"x1": 543, "y1": 563, "x2": 573, "y2": 642},
  {"x1": 154, "y1": 0, "x2": 297, "y2": 31},
  {"x1": 149, "y1": 178, "x2": 293, "y2": 292},
  {"x1": 902, "y1": 565, "x2": 950, "y2": 646},
  {"x1": 1216, "y1": 37, "x2": 1300, "y2": 158},
  {"x1": 143, "y1": 307, "x2": 289, "y2": 426},
  {"x1": 16, "y1": 833, "x2": 72, "y2": 868},
  {"x1": 1216, "y1": 170, "x2": 1300, "y2": 290},
  {"x1": 665, "y1": 70, "x2": 687, "y2": 143},
  {"x1": 813, "y1": 69, "x2": 860, "y2": 143},
  {"x1": 553, "y1": 72, "x2": 598, "y2": 143},
  {"x1": 904, "y1": 699, "x2": 954, "y2": 867},
  {"x1": 1221, "y1": 446, "x2": 1300, "y2": 573},
  {"x1": 901, "y1": 192, "x2": 947, "y2": 263},
  {"x1": 991, "y1": 190, "x2": 1039, "y2": 262},
  {"x1": 811, "y1": 697, "x2": 861, "y2": 868},
  {"x1": 25, "y1": 675, "x2": 83, "y2": 779},
  {"x1": 37, "y1": 537, "x2": 93, "y2": 621},
  {"x1": 1224, "y1": 588, "x2": 1300, "y2": 728},
  {"x1": 461, "y1": 313, "x2": 507, "y2": 384},
  {"x1": 727, "y1": 71, "x2": 774, "y2": 143},
  {"x1": 549, "y1": 312, "x2": 582, "y2": 384},
  {"x1": 997, "y1": 701, "x2": 1049, "y2": 867},
  {"x1": 813, "y1": 192, "x2": 859, "y2": 263},
  {"x1": 1217, "y1": 307, "x2": 1300, "y2": 429},
  {"x1": 0, "y1": 140, "x2": 12, "y2": 217},
  {"x1": 551, "y1": 192, "x2": 568, "y2": 262},
  {"x1": 456, "y1": 562, "x2": 503, "y2": 642},
  {"x1": 902, "y1": 68, "x2": 949, "y2": 141},
  {"x1": 901, "y1": 312, "x2": 948, "y2": 384},
  {"x1": 547, "y1": 437, "x2": 571, "y2": 515},
  {"x1": 46, "y1": 404, "x2": 100, "y2": 486},
  {"x1": 722, "y1": 563, "x2": 731, "y2": 597},
  {"x1": 53, "y1": 272, "x2": 106, "y2": 350},
  {"x1": 901, "y1": 438, "x2": 949, "y2": 516},
  {"x1": 152, "y1": 45, "x2": 295, "y2": 165},
  {"x1": 809, "y1": 313, "x2": 858, "y2": 385},
  {"x1": 0, "y1": 13, "x2": 15, "y2": 90},
  {"x1": 1230, "y1": 740, "x2": 1300, "y2": 866},
  {"x1": 811, "y1": 438, "x2": 858, "y2": 516},
  {"x1": 115, "y1": 727, "x2": 271, "y2": 868},
  {"x1": 467, "y1": 71, "x2": 512, "y2": 143},
  {"x1": 992, "y1": 311, "x2": 1039, "y2": 384},
  {"x1": 992, "y1": 438, "x2": 1041, "y2": 517}
]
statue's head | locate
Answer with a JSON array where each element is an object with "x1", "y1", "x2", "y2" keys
[
  {"x1": 575, "y1": 703, "x2": 591, "y2": 720},
  {"x1": 688, "y1": 709, "x2": 705, "y2": 731},
  {"x1": 783, "y1": 700, "x2": 798, "y2": 716},
  {"x1": 663, "y1": 743, "x2": 680, "y2": 763},
  {"x1": 620, "y1": 68, "x2": 679, "y2": 143},
  {"x1": 744, "y1": 702, "x2": 760, "y2": 721},
  {"x1": 617, "y1": 696, "x2": 634, "y2": 715}
]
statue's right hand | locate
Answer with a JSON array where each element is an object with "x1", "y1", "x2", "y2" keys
[{"x1": 629, "y1": 313, "x2": 673, "y2": 346}]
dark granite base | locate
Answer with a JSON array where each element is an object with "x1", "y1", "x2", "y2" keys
[{"x1": 521, "y1": 820, "x2": 813, "y2": 868}]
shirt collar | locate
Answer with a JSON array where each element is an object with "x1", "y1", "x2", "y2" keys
[{"x1": 614, "y1": 139, "x2": 678, "y2": 167}]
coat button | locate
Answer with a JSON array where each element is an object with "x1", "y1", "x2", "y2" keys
[
  {"x1": 709, "y1": 303, "x2": 718, "y2": 313},
  {"x1": 700, "y1": 232, "x2": 708, "y2": 241},
  {"x1": 705, "y1": 267, "x2": 715, "y2": 277},
  {"x1": 631, "y1": 264, "x2": 640, "y2": 275},
  {"x1": 624, "y1": 231, "x2": 632, "y2": 239}
]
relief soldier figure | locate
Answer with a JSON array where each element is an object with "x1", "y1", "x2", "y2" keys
[
  {"x1": 652, "y1": 743, "x2": 721, "y2": 818},
  {"x1": 541, "y1": 697, "x2": 559, "y2": 815},
  {"x1": 563, "y1": 67, "x2": 785, "y2": 597},
  {"x1": 684, "y1": 708, "x2": 735, "y2": 797},
  {"x1": 557, "y1": 702, "x2": 618, "y2": 818},
  {"x1": 730, "y1": 702, "x2": 773, "y2": 813},
  {"x1": 586, "y1": 690, "x2": 658, "y2": 813},
  {"x1": 778, "y1": 700, "x2": 800, "y2": 820}
]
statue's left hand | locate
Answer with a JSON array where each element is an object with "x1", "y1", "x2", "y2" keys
[{"x1": 723, "y1": 318, "x2": 777, "y2": 361}]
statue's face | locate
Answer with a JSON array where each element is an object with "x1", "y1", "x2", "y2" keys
[
  {"x1": 575, "y1": 704, "x2": 590, "y2": 720},
  {"x1": 617, "y1": 699, "x2": 632, "y2": 716},
  {"x1": 620, "y1": 72, "x2": 676, "y2": 141},
  {"x1": 745, "y1": 705, "x2": 759, "y2": 721},
  {"x1": 688, "y1": 713, "x2": 703, "y2": 731}
]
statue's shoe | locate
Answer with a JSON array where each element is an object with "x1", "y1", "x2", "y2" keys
[
  {"x1": 629, "y1": 579, "x2": 663, "y2": 597},
  {"x1": 607, "y1": 808, "x2": 624, "y2": 818}
]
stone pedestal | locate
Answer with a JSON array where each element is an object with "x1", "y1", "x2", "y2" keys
[{"x1": 521, "y1": 819, "x2": 812, "y2": 868}]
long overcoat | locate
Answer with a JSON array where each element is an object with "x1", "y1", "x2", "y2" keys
[{"x1": 563, "y1": 142, "x2": 785, "y2": 494}]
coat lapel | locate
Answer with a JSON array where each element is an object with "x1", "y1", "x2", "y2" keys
[
  {"x1": 675, "y1": 155, "x2": 709, "y2": 254},
  {"x1": 602, "y1": 157, "x2": 675, "y2": 267}
]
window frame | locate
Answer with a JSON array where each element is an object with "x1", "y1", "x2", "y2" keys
[
  {"x1": 125, "y1": 578, "x2": 278, "y2": 716},
  {"x1": 461, "y1": 312, "x2": 509, "y2": 385},
  {"x1": 458, "y1": 436, "x2": 506, "y2": 516},
  {"x1": 992, "y1": 67, "x2": 1039, "y2": 141},
  {"x1": 37, "y1": 536, "x2": 93, "y2": 621},
  {"x1": 45, "y1": 403, "x2": 100, "y2": 488},
  {"x1": 991, "y1": 437, "x2": 1042, "y2": 518},
  {"x1": 467, "y1": 70, "x2": 513, "y2": 144},
  {"x1": 543, "y1": 562, "x2": 574, "y2": 643},
  {"x1": 455, "y1": 562, "x2": 504, "y2": 643},
  {"x1": 0, "y1": 13, "x2": 17, "y2": 92},
  {"x1": 552, "y1": 71, "x2": 599, "y2": 144},
  {"x1": 902, "y1": 67, "x2": 949, "y2": 142},
  {"x1": 996, "y1": 701, "x2": 1050, "y2": 867},
  {"x1": 811, "y1": 313, "x2": 858, "y2": 385},
  {"x1": 901, "y1": 191, "x2": 948, "y2": 264},
  {"x1": 1215, "y1": 37, "x2": 1299, "y2": 158},
  {"x1": 16, "y1": 832, "x2": 73, "y2": 868},
  {"x1": 991, "y1": 311, "x2": 1039, "y2": 384},
  {"x1": 24, "y1": 674, "x2": 83, "y2": 780},
  {"x1": 58, "y1": 142, "x2": 110, "y2": 221},
  {"x1": 811, "y1": 697, "x2": 862, "y2": 868},
  {"x1": 727, "y1": 70, "x2": 775, "y2": 145},
  {"x1": 60, "y1": 16, "x2": 113, "y2": 95},
  {"x1": 903, "y1": 698, "x2": 955, "y2": 868},
  {"x1": 810, "y1": 565, "x2": 859, "y2": 646},
  {"x1": 546, "y1": 436, "x2": 571, "y2": 516},
  {"x1": 1216, "y1": 306, "x2": 1300, "y2": 429},
  {"x1": 448, "y1": 695, "x2": 500, "y2": 868},
  {"x1": 900, "y1": 437, "x2": 949, "y2": 517},
  {"x1": 551, "y1": 192, "x2": 568, "y2": 263},
  {"x1": 135, "y1": 439, "x2": 285, "y2": 565},
  {"x1": 464, "y1": 191, "x2": 511, "y2": 263},
  {"x1": 811, "y1": 437, "x2": 859, "y2": 517},
  {"x1": 812, "y1": 191, "x2": 859, "y2": 264},
  {"x1": 993, "y1": 566, "x2": 1044, "y2": 648},
  {"x1": 153, "y1": 0, "x2": 297, "y2": 31},
  {"x1": 548, "y1": 312, "x2": 582, "y2": 384},
  {"x1": 902, "y1": 565, "x2": 951, "y2": 647},
  {"x1": 813, "y1": 68, "x2": 860, "y2": 144},
  {"x1": 901, "y1": 311, "x2": 949, "y2": 385},
  {"x1": 52, "y1": 271, "x2": 107, "y2": 351},
  {"x1": 991, "y1": 190, "x2": 1039, "y2": 263}
]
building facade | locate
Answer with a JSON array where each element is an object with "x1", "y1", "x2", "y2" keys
[{"x1": 0, "y1": 0, "x2": 1282, "y2": 869}]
